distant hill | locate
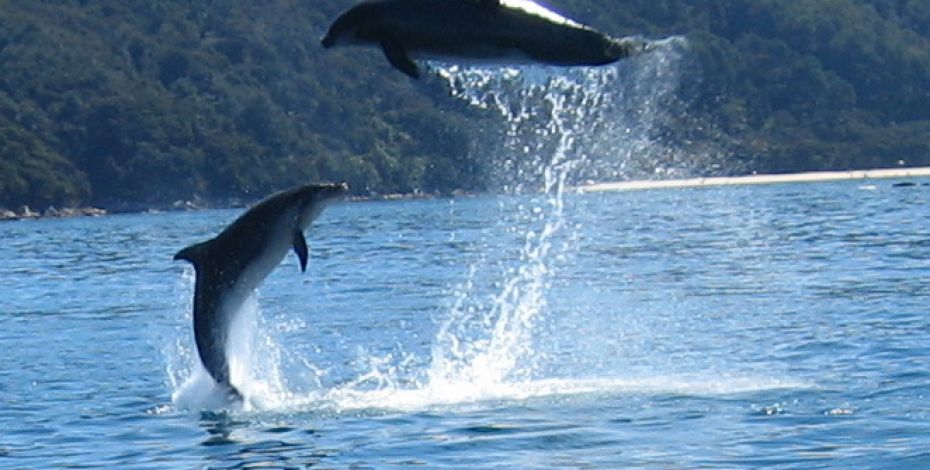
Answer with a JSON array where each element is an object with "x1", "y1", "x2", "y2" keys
[
  {"x1": 592, "y1": 0, "x2": 930, "y2": 173},
  {"x1": 2, "y1": 0, "x2": 929, "y2": 210}
]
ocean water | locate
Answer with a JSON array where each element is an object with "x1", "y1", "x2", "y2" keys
[
  {"x1": 2, "y1": 180, "x2": 930, "y2": 468},
  {"x1": 3, "y1": 37, "x2": 930, "y2": 469}
]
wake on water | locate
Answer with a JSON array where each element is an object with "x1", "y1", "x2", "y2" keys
[{"x1": 165, "y1": 38, "x2": 804, "y2": 413}]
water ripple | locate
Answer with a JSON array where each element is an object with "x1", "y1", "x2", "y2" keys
[{"x1": 3, "y1": 180, "x2": 930, "y2": 467}]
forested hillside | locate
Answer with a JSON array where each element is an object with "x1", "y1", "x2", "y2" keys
[
  {"x1": 589, "y1": 0, "x2": 930, "y2": 174},
  {"x1": 2, "y1": 0, "x2": 929, "y2": 210}
]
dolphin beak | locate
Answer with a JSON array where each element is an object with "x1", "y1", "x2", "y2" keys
[
  {"x1": 319, "y1": 181, "x2": 350, "y2": 201},
  {"x1": 331, "y1": 181, "x2": 350, "y2": 198}
]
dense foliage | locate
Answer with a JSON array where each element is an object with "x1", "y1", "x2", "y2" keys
[
  {"x1": 594, "y1": 0, "x2": 930, "y2": 174},
  {"x1": 1, "y1": 0, "x2": 929, "y2": 209}
]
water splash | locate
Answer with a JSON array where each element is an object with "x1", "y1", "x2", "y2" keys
[
  {"x1": 434, "y1": 37, "x2": 719, "y2": 190},
  {"x1": 164, "y1": 41, "x2": 796, "y2": 414},
  {"x1": 423, "y1": 39, "x2": 697, "y2": 397},
  {"x1": 166, "y1": 268, "x2": 291, "y2": 411}
]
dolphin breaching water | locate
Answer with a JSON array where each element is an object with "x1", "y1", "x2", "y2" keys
[
  {"x1": 174, "y1": 182, "x2": 349, "y2": 402},
  {"x1": 321, "y1": 0, "x2": 653, "y2": 78}
]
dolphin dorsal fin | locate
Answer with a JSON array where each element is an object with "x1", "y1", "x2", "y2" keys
[{"x1": 293, "y1": 230, "x2": 309, "y2": 272}]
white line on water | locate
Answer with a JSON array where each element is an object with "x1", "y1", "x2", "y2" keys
[{"x1": 576, "y1": 167, "x2": 930, "y2": 193}]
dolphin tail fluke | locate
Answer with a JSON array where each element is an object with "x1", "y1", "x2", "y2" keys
[{"x1": 174, "y1": 241, "x2": 209, "y2": 265}]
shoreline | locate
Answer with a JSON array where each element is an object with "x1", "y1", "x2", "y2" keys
[
  {"x1": 576, "y1": 167, "x2": 930, "y2": 193},
  {"x1": 0, "y1": 191, "x2": 444, "y2": 222},
  {"x1": 5, "y1": 167, "x2": 929, "y2": 222},
  {"x1": 0, "y1": 206, "x2": 107, "y2": 222}
]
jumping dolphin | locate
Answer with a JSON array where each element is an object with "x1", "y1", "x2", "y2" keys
[
  {"x1": 321, "y1": 0, "x2": 652, "y2": 78},
  {"x1": 174, "y1": 182, "x2": 349, "y2": 402}
]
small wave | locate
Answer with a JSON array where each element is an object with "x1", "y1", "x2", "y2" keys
[{"x1": 321, "y1": 376, "x2": 811, "y2": 413}]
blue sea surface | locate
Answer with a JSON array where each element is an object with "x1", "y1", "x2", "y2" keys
[{"x1": 1, "y1": 181, "x2": 930, "y2": 468}]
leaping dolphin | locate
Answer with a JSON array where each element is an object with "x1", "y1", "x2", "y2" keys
[
  {"x1": 174, "y1": 182, "x2": 349, "y2": 402},
  {"x1": 321, "y1": 0, "x2": 652, "y2": 78}
]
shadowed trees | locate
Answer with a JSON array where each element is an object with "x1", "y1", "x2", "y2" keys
[{"x1": 1, "y1": 0, "x2": 929, "y2": 209}]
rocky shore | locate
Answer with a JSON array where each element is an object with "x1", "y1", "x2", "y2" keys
[
  {"x1": 0, "y1": 206, "x2": 107, "y2": 221},
  {"x1": 0, "y1": 190, "x2": 446, "y2": 222}
]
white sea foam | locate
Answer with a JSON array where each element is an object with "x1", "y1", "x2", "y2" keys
[
  {"x1": 167, "y1": 275, "x2": 292, "y2": 412},
  {"x1": 221, "y1": 374, "x2": 812, "y2": 415}
]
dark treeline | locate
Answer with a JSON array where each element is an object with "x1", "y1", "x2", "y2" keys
[{"x1": 1, "y1": 0, "x2": 929, "y2": 210}]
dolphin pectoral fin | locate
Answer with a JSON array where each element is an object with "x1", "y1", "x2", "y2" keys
[
  {"x1": 293, "y1": 230, "x2": 309, "y2": 272},
  {"x1": 380, "y1": 38, "x2": 420, "y2": 78}
]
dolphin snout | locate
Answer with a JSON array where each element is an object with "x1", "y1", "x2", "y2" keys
[{"x1": 326, "y1": 181, "x2": 350, "y2": 198}]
